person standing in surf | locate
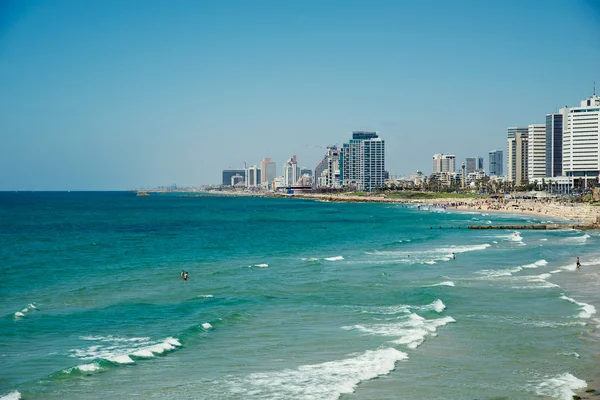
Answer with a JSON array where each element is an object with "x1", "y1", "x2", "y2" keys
[{"x1": 576, "y1": 257, "x2": 581, "y2": 269}]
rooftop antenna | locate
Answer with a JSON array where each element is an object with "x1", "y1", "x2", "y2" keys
[{"x1": 594, "y1": 81, "x2": 596, "y2": 96}]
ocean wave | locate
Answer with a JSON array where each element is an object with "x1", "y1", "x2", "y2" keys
[
  {"x1": 63, "y1": 362, "x2": 102, "y2": 374},
  {"x1": 429, "y1": 281, "x2": 455, "y2": 287},
  {"x1": 521, "y1": 259, "x2": 548, "y2": 269},
  {"x1": 561, "y1": 234, "x2": 591, "y2": 245},
  {"x1": 532, "y1": 373, "x2": 586, "y2": 400},
  {"x1": 476, "y1": 266, "x2": 523, "y2": 278},
  {"x1": 560, "y1": 295, "x2": 596, "y2": 319},
  {"x1": 13, "y1": 303, "x2": 37, "y2": 318},
  {"x1": 249, "y1": 263, "x2": 269, "y2": 268},
  {"x1": 71, "y1": 335, "x2": 181, "y2": 364},
  {"x1": 228, "y1": 348, "x2": 407, "y2": 399},
  {"x1": 324, "y1": 256, "x2": 344, "y2": 261},
  {"x1": 342, "y1": 312, "x2": 455, "y2": 349},
  {"x1": 367, "y1": 243, "x2": 490, "y2": 265},
  {"x1": 0, "y1": 391, "x2": 21, "y2": 400},
  {"x1": 511, "y1": 273, "x2": 560, "y2": 289}
]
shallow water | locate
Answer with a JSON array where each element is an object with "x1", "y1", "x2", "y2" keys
[{"x1": 1, "y1": 192, "x2": 599, "y2": 400}]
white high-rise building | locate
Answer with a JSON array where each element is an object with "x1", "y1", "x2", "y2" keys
[
  {"x1": 341, "y1": 132, "x2": 385, "y2": 192},
  {"x1": 246, "y1": 165, "x2": 261, "y2": 188},
  {"x1": 432, "y1": 154, "x2": 456, "y2": 174},
  {"x1": 507, "y1": 127, "x2": 529, "y2": 185},
  {"x1": 563, "y1": 94, "x2": 600, "y2": 187},
  {"x1": 315, "y1": 146, "x2": 341, "y2": 188},
  {"x1": 283, "y1": 155, "x2": 300, "y2": 186},
  {"x1": 527, "y1": 124, "x2": 546, "y2": 182}
]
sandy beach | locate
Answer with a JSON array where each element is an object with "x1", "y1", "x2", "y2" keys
[{"x1": 266, "y1": 192, "x2": 600, "y2": 226}]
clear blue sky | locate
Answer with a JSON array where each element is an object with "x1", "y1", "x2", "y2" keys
[{"x1": 1, "y1": 0, "x2": 599, "y2": 190}]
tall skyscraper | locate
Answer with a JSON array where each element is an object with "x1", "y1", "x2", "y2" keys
[
  {"x1": 465, "y1": 157, "x2": 476, "y2": 174},
  {"x1": 432, "y1": 154, "x2": 456, "y2": 174},
  {"x1": 545, "y1": 111, "x2": 566, "y2": 178},
  {"x1": 488, "y1": 149, "x2": 503, "y2": 176},
  {"x1": 507, "y1": 127, "x2": 529, "y2": 185},
  {"x1": 341, "y1": 131, "x2": 385, "y2": 192},
  {"x1": 283, "y1": 155, "x2": 300, "y2": 186},
  {"x1": 260, "y1": 158, "x2": 276, "y2": 189},
  {"x1": 527, "y1": 124, "x2": 546, "y2": 182},
  {"x1": 562, "y1": 94, "x2": 600, "y2": 187},
  {"x1": 477, "y1": 157, "x2": 484, "y2": 171}
]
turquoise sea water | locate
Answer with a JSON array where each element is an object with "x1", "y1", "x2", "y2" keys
[{"x1": 1, "y1": 192, "x2": 600, "y2": 400}]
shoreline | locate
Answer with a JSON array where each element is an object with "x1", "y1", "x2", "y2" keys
[{"x1": 263, "y1": 192, "x2": 600, "y2": 226}]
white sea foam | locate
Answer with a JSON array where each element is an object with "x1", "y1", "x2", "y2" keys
[
  {"x1": 476, "y1": 266, "x2": 523, "y2": 278},
  {"x1": 228, "y1": 348, "x2": 407, "y2": 399},
  {"x1": 439, "y1": 244, "x2": 491, "y2": 254},
  {"x1": 107, "y1": 355, "x2": 135, "y2": 364},
  {"x1": 199, "y1": 294, "x2": 213, "y2": 298},
  {"x1": 202, "y1": 322, "x2": 213, "y2": 330},
  {"x1": 540, "y1": 238, "x2": 548, "y2": 241},
  {"x1": 533, "y1": 373, "x2": 586, "y2": 400},
  {"x1": 560, "y1": 352, "x2": 580, "y2": 358},
  {"x1": 63, "y1": 362, "x2": 102, "y2": 373},
  {"x1": 13, "y1": 303, "x2": 37, "y2": 318},
  {"x1": 325, "y1": 256, "x2": 344, "y2": 261},
  {"x1": 430, "y1": 281, "x2": 455, "y2": 287},
  {"x1": 255, "y1": 263, "x2": 269, "y2": 268},
  {"x1": 368, "y1": 243, "x2": 490, "y2": 265},
  {"x1": 343, "y1": 313, "x2": 455, "y2": 349},
  {"x1": 72, "y1": 336, "x2": 181, "y2": 363},
  {"x1": 431, "y1": 299, "x2": 446, "y2": 313},
  {"x1": 512, "y1": 273, "x2": 560, "y2": 289},
  {"x1": 560, "y1": 295, "x2": 596, "y2": 319},
  {"x1": 0, "y1": 391, "x2": 21, "y2": 400},
  {"x1": 522, "y1": 259, "x2": 548, "y2": 269},
  {"x1": 351, "y1": 304, "x2": 411, "y2": 315},
  {"x1": 560, "y1": 263, "x2": 578, "y2": 272},
  {"x1": 562, "y1": 234, "x2": 590, "y2": 245}
]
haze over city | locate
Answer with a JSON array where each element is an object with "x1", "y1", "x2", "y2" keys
[{"x1": 1, "y1": 0, "x2": 599, "y2": 190}]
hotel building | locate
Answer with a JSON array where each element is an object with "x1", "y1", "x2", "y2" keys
[
  {"x1": 260, "y1": 158, "x2": 276, "y2": 189},
  {"x1": 488, "y1": 149, "x2": 503, "y2": 176},
  {"x1": 507, "y1": 127, "x2": 529, "y2": 185},
  {"x1": 527, "y1": 124, "x2": 547, "y2": 182},
  {"x1": 432, "y1": 154, "x2": 456, "y2": 174},
  {"x1": 283, "y1": 155, "x2": 300, "y2": 187},
  {"x1": 222, "y1": 169, "x2": 246, "y2": 186},
  {"x1": 545, "y1": 111, "x2": 566, "y2": 178},
  {"x1": 341, "y1": 131, "x2": 385, "y2": 192},
  {"x1": 562, "y1": 94, "x2": 600, "y2": 187},
  {"x1": 315, "y1": 146, "x2": 341, "y2": 188}
]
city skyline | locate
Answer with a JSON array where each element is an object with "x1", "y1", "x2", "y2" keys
[{"x1": 1, "y1": 0, "x2": 599, "y2": 190}]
